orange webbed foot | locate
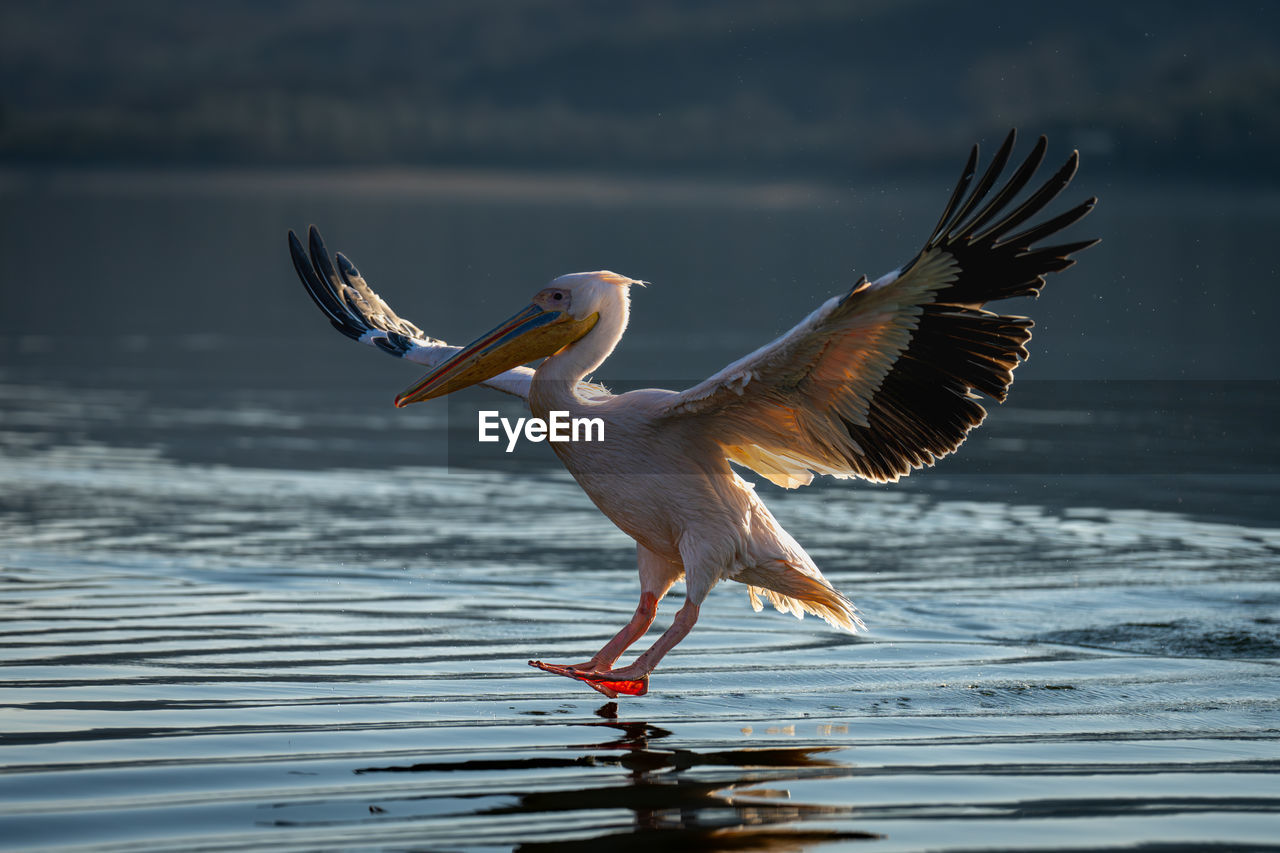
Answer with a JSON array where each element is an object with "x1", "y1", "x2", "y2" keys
[{"x1": 528, "y1": 660, "x2": 649, "y2": 697}]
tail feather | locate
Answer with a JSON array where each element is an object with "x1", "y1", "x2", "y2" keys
[{"x1": 735, "y1": 561, "x2": 864, "y2": 633}]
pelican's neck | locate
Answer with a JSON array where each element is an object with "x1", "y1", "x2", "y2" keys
[{"x1": 530, "y1": 291, "x2": 629, "y2": 412}]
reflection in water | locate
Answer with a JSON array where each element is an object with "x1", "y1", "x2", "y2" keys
[{"x1": 356, "y1": 705, "x2": 878, "y2": 850}]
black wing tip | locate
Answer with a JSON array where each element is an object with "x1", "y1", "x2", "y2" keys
[
  {"x1": 956, "y1": 136, "x2": 1095, "y2": 250},
  {"x1": 928, "y1": 129, "x2": 1027, "y2": 248},
  {"x1": 912, "y1": 133, "x2": 1099, "y2": 307},
  {"x1": 289, "y1": 224, "x2": 324, "y2": 247},
  {"x1": 925, "y1": 143, "x2": 982, "y2": 247},
  {"x1": 287, "y1": 228, "x2": 307, "y2": 261},
  {"x1": 289, "y1": 224, "x2": 434, "y2": 351},
  {"x1": 287, "y1": 223, "x2": 370, "y2": 342},
  {"x1": 336, "y1": 251, "x2": 361, "y2": 280},
  {"x1": 307, "y1": 226, "x2": 329, "y2": 265}
]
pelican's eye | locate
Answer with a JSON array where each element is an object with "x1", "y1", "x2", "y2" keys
[{"x1": 534, "y1": 288, "x2": 571, "y2": 310}]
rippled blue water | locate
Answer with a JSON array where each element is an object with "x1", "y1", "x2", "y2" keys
[{"x1": 1, "y1": 172, "x2": 1278, "y2": 850}]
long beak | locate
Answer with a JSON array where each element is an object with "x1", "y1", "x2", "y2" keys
[{"x1": 395, "y1": 304, "x2": 598, "y2": 406}]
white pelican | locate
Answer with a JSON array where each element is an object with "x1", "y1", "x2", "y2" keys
[{"x1": 288, "y1": 131, "x2": 1095, "y2": 697}]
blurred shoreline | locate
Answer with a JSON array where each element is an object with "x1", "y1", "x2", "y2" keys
[
  {"x1": 3, "y1": 163, "x2": 1279, "y2": 209},
  {"x1": 0, "y1": 164, "x2": 849, "y2": 209}
]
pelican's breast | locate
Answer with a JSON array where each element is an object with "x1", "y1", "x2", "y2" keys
[{"x1": 545, "y1": 392, "x2": 743, "y2": 563}]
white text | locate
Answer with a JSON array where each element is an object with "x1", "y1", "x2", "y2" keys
[{"x1": 478, "y1": 410, "x2": 604, "y2": 452}]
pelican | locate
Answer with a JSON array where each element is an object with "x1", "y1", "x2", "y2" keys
[{"x1": 288, "y1": 130, "x2": 1096, "y2": 697}]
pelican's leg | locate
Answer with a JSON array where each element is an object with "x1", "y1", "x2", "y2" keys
[
  {"x1": 533, "y1": 587, "x2": 706, "y2": 696},
  {"x1": 577, "y1": 547, "x2": 715, "y2": 690},
  {"x1": 529, "y1": 545, "x2": 682, "y2": 696},
  {"x1": 581, "y1": 597, "x2": 701, "y2": 687},
  {"x1": 528, "y1": 592, "x2": 660, "y2": 698},
  {"x1": 576, "y1": 590, "x2": 662, "y2": 671}
]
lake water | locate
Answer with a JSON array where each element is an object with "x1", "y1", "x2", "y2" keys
[{"x1": 1, "y1": 168, "x2": 1278, "y2": 850}]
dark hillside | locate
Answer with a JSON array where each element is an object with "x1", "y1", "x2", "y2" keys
[{"x1": 2, "y1": 1, "x2": 1277, "y2": 180}]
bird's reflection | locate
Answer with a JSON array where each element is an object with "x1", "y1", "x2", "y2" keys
[{"x1": 356, "y1": 703, "x2": 879, "y2": 849}]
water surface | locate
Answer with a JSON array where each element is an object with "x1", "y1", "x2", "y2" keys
[{"x1": 1, "y1": 171, "x2": 1278, "y2": 850}]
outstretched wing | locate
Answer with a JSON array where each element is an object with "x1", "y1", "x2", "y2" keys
[
  {"x1": 287, "y1": 225, "x2": 533, "y2": 399},
  {"x1": 662, "y1": 130, "x2": 1097, "y2": 487}
]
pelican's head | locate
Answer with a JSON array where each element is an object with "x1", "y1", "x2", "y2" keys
[{"x1": 395, "y1": 271, "x2": 640, "y2": 406}]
